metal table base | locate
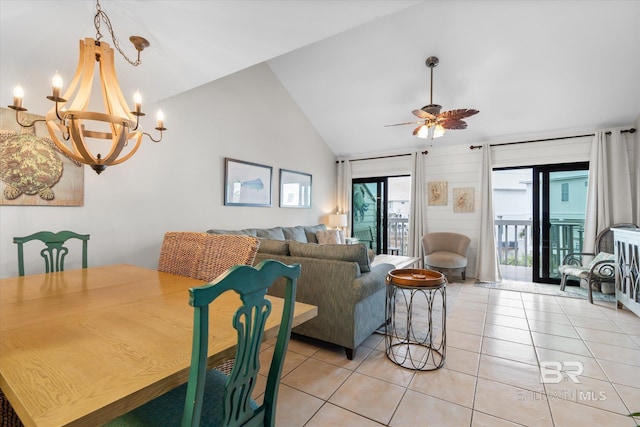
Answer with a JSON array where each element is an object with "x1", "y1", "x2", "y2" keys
[{"x1": 385, "y1": 280, "x2": 446, "y2": 371}]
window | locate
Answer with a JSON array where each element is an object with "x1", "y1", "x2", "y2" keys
[{"x1": 561, "y1": 183, "x2": 569, "y2": 202}]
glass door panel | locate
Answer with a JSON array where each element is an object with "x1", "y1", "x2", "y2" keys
[
  {"x1": 352, "y1": 179, "x2": 385, "y2": 253},
  {"x1": 533, "y1": 163, "x2": 589, "y2": 283}
]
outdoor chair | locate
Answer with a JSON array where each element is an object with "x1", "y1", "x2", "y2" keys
[
  {"x1": 107, "y1": 259, "x2": 300, "y2": 427},
  {"x1": 353, "y1": 226, "x2": 374, "y2": 249},
  {"x1": 422, "y1": 232, "x2": 471, "y2": 280},
  {"x1": 13, "y1": 230, "x2": 90, "y2": 276},
  {"x1": 559, "y1": 223, "x2": 637, "y2": 304}
]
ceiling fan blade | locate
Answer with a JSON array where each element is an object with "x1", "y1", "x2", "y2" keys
[
  {"x1": 441, "y1": 119, "x2": 468, "y2": 130},
  {"x1": 384, "y1": 120, "x2": 423, "y2": 127},
  {"x1": 438, "y1": 109, "x2": 479, "y2": 120},
  {"x1": 412, "y1": 109, "x2": 436, "y2": 120},
  {"x1": 412, "y1": 125, "x2": 425, "y2": 136}
]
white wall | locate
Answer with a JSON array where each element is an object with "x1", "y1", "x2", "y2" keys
[
  {"x1": 0, "y1": 63, "x2": 337, "y2": 278},
  {"x1": 422, "y1": 131, "x2": 636, "y2": 279}
]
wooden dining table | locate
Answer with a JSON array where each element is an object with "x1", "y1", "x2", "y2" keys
[{"x1": 0, "y1": 264, "x2": 317, "y2": 427}]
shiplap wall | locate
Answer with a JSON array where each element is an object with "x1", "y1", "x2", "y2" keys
[{"x1": 345, "y1": 128, "x2": 637, "y2": 279}]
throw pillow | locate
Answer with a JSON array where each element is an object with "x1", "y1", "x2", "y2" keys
[
  {"x1": 282, "y1": 226, "x2": 308, "y2": 242},
  {"x1": 316, "y1": 229, "x2": 342, "y2": 245},
  {"x1": 255, "y1": 227, "x2": 286, "y2": 240},
  {"x1": 303, "y1": 224, "x2": 327, "y2": 243}
]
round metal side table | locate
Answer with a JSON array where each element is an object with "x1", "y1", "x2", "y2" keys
[{"x1": 384, "y1": 268, "x2": 446, "y2": 371}]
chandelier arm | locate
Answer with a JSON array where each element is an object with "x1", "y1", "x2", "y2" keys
[
  {"x1": 142, "y1": 130, "x2": 164, "y2": 143},
  {"x1": 12, "y1": 110, "x2": 46, "y2": 128}
]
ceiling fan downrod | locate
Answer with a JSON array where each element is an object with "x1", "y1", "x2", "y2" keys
[{"x1": 421, "y1": 56, "x2": 442, "y2": 115}]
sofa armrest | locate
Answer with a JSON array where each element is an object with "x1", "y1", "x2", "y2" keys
[{"x1": 353, "y1": 262, "x2": 394, "y2": 300}]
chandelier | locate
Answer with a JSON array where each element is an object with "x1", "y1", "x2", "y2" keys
[{"x1": 7, "y1": 0, "x2": 166, "y2": 174}]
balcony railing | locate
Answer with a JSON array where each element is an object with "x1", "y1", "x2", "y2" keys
[
  {"x1": 495, "y1": 219, "x2": 585, "y2": 279},
  {"x1": 385, "y1": 217, "x2": 584, "y2": 278},
  {"x1": 388, "y1": 217, "x2": 408, "y2": 255}
]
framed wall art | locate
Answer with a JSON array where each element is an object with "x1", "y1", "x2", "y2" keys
[
  {"x1": 0, "y1": 107, "x2": 84, "y2": 206},
  {"x1": 224, "y1": 158, "x2": 272, "y2": 206},
  {"x1": 428, "y1": 181, "x2": 448, "y2": 206},
  {"x1": 453, "y1": 187, "x2": 475, "y2": 213},
  {"x1": 279, "y1": 169, "x2": 311, "y2": 208}
]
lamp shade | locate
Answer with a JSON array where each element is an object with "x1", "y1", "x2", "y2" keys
[{"x1": 329, "y1": 214, "x2": 348, "y2": 228}]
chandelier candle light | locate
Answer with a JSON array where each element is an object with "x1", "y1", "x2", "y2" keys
[{"x1": 7, "y1": 0, "x2": 166, "y2": 174}]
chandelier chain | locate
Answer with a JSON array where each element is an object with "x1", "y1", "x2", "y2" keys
[{"x1": 94, "y1": 0, "x2": 141, "y2": 66}]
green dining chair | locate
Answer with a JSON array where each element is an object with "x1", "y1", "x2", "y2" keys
[
  {"x1": 13, "y1": 230, "x2": 90, "y2": 276},
  {"x1": 107, "y1": 259, "x2": 300, "y2": 427}
]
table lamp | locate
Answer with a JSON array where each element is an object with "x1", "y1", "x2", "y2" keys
[{"x1": 328, "y1": 214, "x2": 348, "y2": 230}]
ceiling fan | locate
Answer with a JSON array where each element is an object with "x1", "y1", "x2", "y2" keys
[{"x1": 386, "y1": 56, "x2": 479, "y2": 139}]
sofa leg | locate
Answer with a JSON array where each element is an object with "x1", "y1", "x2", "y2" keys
[
  {"x1": 462, "y1": 269, "x2": 466, "y2": 280},
  {"x1": 345, "y1": 347, "x2": 355, "y2": 360}
]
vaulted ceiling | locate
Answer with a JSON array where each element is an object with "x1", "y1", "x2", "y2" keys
[{"x1": 2, "y1": 1, "x2": 638, "y2": 159}]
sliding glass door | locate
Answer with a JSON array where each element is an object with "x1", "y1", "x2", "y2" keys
[
  {"x1": 351, "y1": 176, "x2": 411, "y2": 255},
  {"x1": 533, "y1": 162, "x2": 589, "y2": 283},
  {"x1": 493, "y1": 162, "x2": 588, "y2": 284}
]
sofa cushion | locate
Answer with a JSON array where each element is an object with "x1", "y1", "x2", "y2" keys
[
  {"x1": 255, "y1": 227, "x2": 286, "y2": 240},
  {"x1": 316, "y1": 229, "x2": 342, "y2": 245},
  {"x1": 303, "y1": 224, "x2": 327, "y2": 243},
  {"x1": 257, "y1": 238, "x2": 290, "y2": 255},
  {"x1": 206, "y1": 228, "x2": 257, "y2": 236},
  {"x1": 289, "y1": 241, "x2": 371, "y2": 272},
  {"x1": 282, "y1": 226, "x2": 308, "y2": 242}
]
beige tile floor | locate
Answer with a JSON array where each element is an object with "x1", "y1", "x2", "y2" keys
[{"x1": 256, "y1": 280, "x2": 640, "y2": 426}]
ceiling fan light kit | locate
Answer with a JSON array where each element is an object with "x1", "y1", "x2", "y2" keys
[{"x1": 386, "y1": 56, "x2": 478, "y2": 140}]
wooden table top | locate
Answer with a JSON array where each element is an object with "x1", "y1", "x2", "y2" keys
[{"x1": 0, "y1": 264, "x2": 317, "y2": 427}]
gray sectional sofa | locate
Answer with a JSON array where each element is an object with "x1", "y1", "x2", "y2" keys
[{"x1": 207, "y1": 225, "x2": 394, "y2": 359}]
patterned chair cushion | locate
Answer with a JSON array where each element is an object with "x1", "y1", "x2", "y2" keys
[{"x1": 558, "y1": 252, "x2": 614, "y2": 279}]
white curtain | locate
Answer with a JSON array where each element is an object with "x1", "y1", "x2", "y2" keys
[
  {"x1": 583, "y1": 130, "x2": 634, "y2": 252},
  {"x1": 337, "y1": 160, "x2": 352, "y2": 235},
  {"x1": 475, "y1": 144, "x2": 501, "y2": 282},
  {"x1": 408, "y1": 152, "x2": 426, "y2": 265}
]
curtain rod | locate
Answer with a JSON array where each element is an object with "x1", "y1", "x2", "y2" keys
[
  {"x1": 336, "y1": 150, "x2": 428, "y2": 163},
  {"x1": 469, "y1": 128, "x2": 636, "y2": 150}
]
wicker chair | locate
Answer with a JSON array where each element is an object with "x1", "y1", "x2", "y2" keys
[
  {"x1": 158, "y1": 232, "x2": 260, "y2": 376},
  {"x1": 158, "y1": 232, "x2": 259, "y2": 282}
]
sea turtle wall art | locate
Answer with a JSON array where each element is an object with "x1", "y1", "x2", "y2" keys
[{"x1": 0, "y1": 107, "x2": 84, "y2": 206}]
